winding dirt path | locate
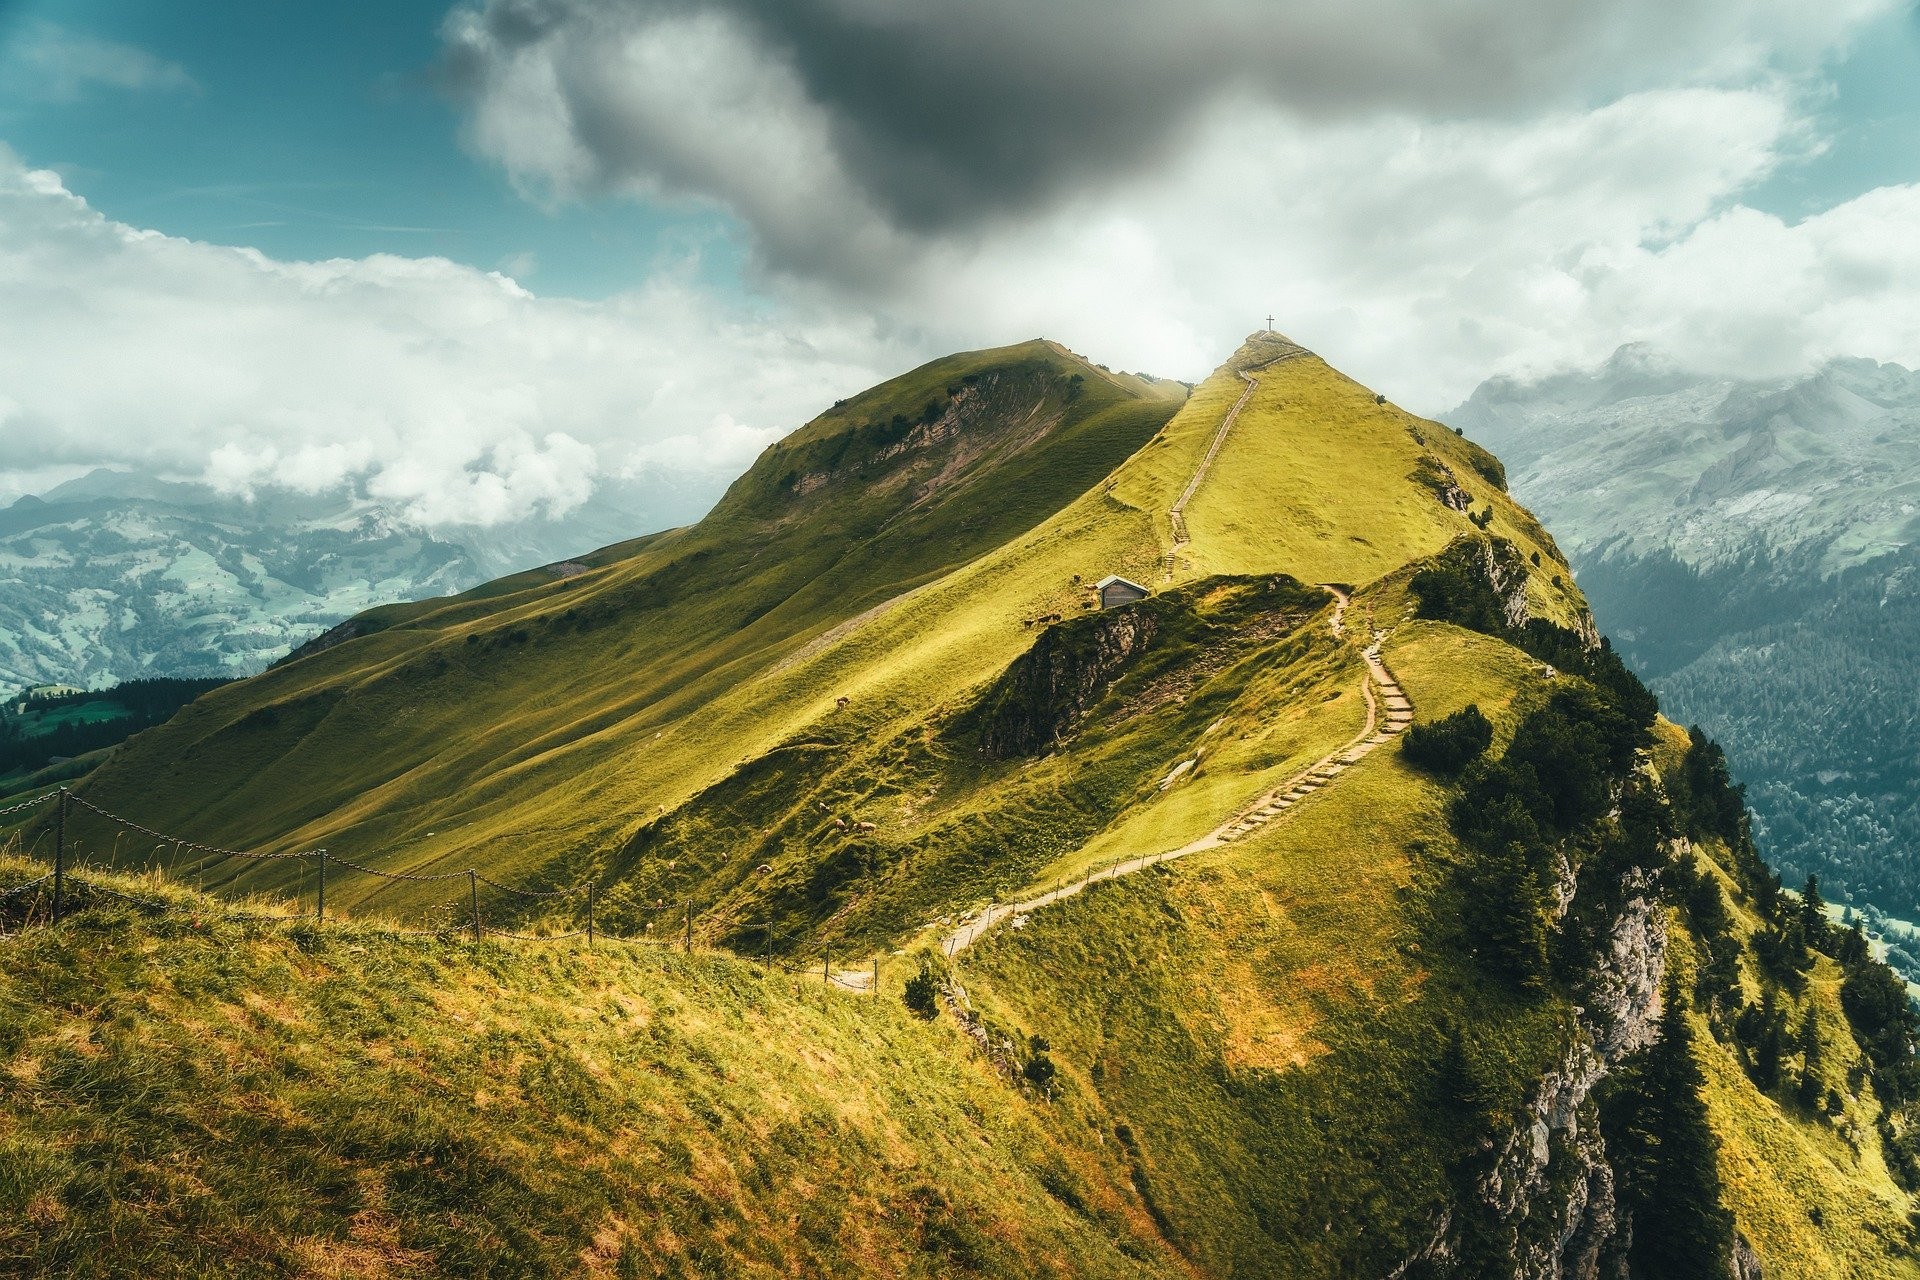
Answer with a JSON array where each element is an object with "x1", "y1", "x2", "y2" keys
[
  {"x1": 1162, "y1": 341, "x2": 1308, "y2": 580},
  {"x1": 940, "y1": 586, "x2": 1412, "y2": 957}
]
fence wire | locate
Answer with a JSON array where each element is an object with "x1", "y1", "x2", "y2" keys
[{"x1": 1, "y1": 789, "x2": 880, "y2": 992}]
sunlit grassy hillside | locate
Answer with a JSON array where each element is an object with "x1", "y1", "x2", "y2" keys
[
  {"x1": 0, "y1": 858, "x2": 1170, "y2": 1278},
  {"x1": 47, "y1": 335, "x2": 1572, "y2": 936},
  {"x1": 7, "y1": 332, "x2": 1918, "y2": 1276}
]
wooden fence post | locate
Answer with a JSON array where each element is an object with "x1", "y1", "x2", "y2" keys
[{"x1": 51, "y1": 788, "x2": 67, "y2": 923}]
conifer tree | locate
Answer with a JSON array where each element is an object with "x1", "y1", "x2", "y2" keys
[
  {"x1": 1615, "y1": 988, "x2": 1735, "y2": 1277},
  {"x1": 1435, "y1": 1020, "x2": 1488, "y2": 1119},
  {"x1": 1798, "y1": 1009, "x2": 1823, "y2": 1070},
  {"x1": 1800, "y1": 875, "x2": 1831, "y2": 951},
  {"x1": 1474, "y1": 841, "x2": 1550, "y2": 988}
]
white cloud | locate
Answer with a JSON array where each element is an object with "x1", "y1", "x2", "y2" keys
[
  {"x1": 6, "y1": 0, "x2": 1917, "y2": 525},
  {"x1": 850, "y1": 84, "x2": 1920, "y2": 408},
  {"x1": 437, "y1": 0, "x2": 1920, "y2": 411},
  {"x1": 0, "y1": 153, "x2": 915, "y2": 525},
  {"x1": 1581, "y1": 185, "x2": 1920, "y2": 379},
  {"x1": 445, "y1": 4, "x2": 908, "y2": 286},
  {"x1": 2, "y1": 20, "x2": 199, "y2": 102},
  {"x1": 442, "y1": 0, "x2": 1894, "y2": 275}
]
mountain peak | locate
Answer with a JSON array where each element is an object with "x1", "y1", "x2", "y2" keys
[{"x1": 1226, "y1": 328, "x2": 1312, "y2": 370}]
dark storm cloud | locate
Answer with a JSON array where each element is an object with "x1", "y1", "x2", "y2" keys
[
  {"x1": 717, "y1": 0, "x2": 1594, "y2": 231},
  {"x1": 442, "y1": 0, "x2": 1873, "y2": 267}
]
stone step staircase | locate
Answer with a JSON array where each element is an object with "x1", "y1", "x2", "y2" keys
[{"x1": 1216, "y1": 629, "x2": 1412, "y2": 844}]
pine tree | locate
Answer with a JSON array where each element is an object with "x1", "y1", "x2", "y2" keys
[
  {"x1": 1750, "y1": 989, "x2": 1787, "y2": 1090},
  {"x1": 1474, "y1": 840, "x2": 1550, "y2": 988},
  {"x1": 1800, "y1": 875, "x2": 1832, "y2": 952},
  {"x1": 1798, "y1": 1009, "x2": 1823, "y2": 1070},
  {"x1": 1618, "y1": 989, "x2": 1735, "y2": 1277},
  {"x1": 1435, "y1": 1020, "x2": 1488, "y2": 1119}
]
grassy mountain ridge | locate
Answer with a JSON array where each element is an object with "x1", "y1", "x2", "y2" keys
[
  {"x1": 56, "y1": 340, "x2": 1184, "y2": 911},
  {"x1": 6, "y1": 333, "x2": 1916, "y2": 1275},
  {"x1": 54, "y1": 333, "x2": 1571, "y2": 925}
]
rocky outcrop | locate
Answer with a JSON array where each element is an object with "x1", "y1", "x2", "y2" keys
[
  {"x1": 1412, "y1": 456, "x2": 1476, "y2": 513},
  {"x1": 970, "y1": 605, "x2": 1162, "y2": 758},
  {"x1": 1401, "y1": 862, "x2": 1668, "y2": 1280},
  {"x1": 1477, "y1": 537, "x2": 1535, "y2": 633}
]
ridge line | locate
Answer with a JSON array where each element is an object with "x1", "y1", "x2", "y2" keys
[{"x1": 1163, "y1": 345, "x2": 1307, "y2": 581}]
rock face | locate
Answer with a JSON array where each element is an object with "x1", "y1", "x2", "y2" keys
[
  {"x1": 1476, "y1": 537, "x2": 1535, "y2": 633},
  {"x1": 1400, "y1": 856, "x2": 1673, "y2": 1280},
  {"x1": 1479, "y1": 868, "x2": 1665, "y2": 1280},
  {"x1": 972, "y1": 604, "x2": 1162, "y2": 758}
]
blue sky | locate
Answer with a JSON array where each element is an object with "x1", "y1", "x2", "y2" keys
[
  {"x1": 1745, "y1": 4, "x2": 1920, "y2": 214},
  {"x1": 1, "y1": 0, "x2": 1917, "y2": 525},
  {"x1": 0, "y1": 0, "x2": 744, "y2": 297},
  {"x1": 5, "y1": 1, "x2": 1915, "y2": 296}
]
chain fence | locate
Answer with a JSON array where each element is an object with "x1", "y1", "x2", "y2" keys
[{"x1": 0, "y1": 787, "x2": 881, "y2": 994}]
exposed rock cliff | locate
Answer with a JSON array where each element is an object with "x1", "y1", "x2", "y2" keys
[
  {"x1": 972, "y1": 605, "x2": 1163, "y2": 758},
  {"x1": 1396, "y1": 852, "x2": 1679, "y2": 1280}
]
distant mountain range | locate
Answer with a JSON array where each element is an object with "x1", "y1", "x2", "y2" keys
[
  {"x1": 0, "y1": 467, "x2": 727, "y2": 696},
  {"x1": 1450, "y1": 346, "x2": 1920, "y2": 918}
]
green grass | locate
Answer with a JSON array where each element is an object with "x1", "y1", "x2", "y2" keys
[
  {"x1": 1171, "y1": 346, "x2": 1588, "y2": 630},
  {"x1": 0, "y1": 857, "x2": 1172, "y2": 1279},
  {"x1": 9, "y1": 332, "x2": 1913, "y2": 1276},
  {"x1": 958, "y1": 728, "x2": 1570, "y2": 1276},
  {"x1": 43, "y1": 341, "x2": 1184, "y2": 915},
  {"x1": 1675, "y1": 835, "x2": 1920, "y2": 1277}
]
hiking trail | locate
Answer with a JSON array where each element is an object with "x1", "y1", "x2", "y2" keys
[
  {"x1": 939, "y1": 583, "x2": 1412, "y2": 958},
  {"x1": 1163, "y1": 338, "x2": 1308, "y2": 580}
]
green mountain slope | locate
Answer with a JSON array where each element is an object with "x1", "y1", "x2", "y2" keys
[
  {"x1": 59, "y1": 340, "x2": 1185, "y2": 913},
  {"x1": 0, "y1": 865, "x2": 1172, "y2": 1278},
  {"x1": 6, "y1": 333, "x2": 1916, "y2": 1276}
]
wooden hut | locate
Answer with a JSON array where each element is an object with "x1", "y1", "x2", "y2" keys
[{"x1": 1093, "y1": 575, "x2": 1149, "y2": 609}]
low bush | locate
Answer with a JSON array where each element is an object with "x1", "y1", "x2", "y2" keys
[{"x1": 1400, "y1": 705, "x2": 1492, "y2": 775}]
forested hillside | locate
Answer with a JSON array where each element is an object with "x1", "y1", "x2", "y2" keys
[{"x1": 1450, "y1": 349, "x2": 1920, "y2": 942}]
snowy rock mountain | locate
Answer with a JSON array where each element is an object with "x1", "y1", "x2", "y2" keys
[
  {"x1": 1448, "y1": 349, "x2": 1920, "y2": 919},
  {"x1": 0, "y1": 469, "x2": 723, "y2": 695},
  {"x1": 1452, "y1": 345, "x2": 1920, "y2": 574}
]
